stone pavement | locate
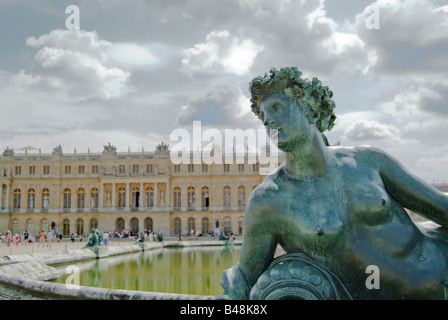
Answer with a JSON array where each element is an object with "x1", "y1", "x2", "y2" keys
[
  {"x1": 0, "y1": 238, "x2": 143, "y2": 258},
  {"x1": 0, "y1": 236, "x2": 241, "y2": 258}
]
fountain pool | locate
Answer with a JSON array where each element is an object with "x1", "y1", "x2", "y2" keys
[{"x1": 50, "y1": 245, "x2": 241, "y2": 296}]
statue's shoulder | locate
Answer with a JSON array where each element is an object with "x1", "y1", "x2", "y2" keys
[
  {"x1": 255, "y1": 167, "x2": 282, "y2": 194},
  {"x1": 331, "y1": 145, "x2": 387, "y2": 161},
  {"x1": 247, "y1": 169, "x2": 282, "y2": 212}
]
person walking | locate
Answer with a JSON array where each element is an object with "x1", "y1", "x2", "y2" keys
[
  {"x1": 5, "y1": 231, "x2": 11, "y2": 247},
  {"x1": 47, "y1": 229, "x2": 53, "y2": 247},
  {"x1": 103, "y1": 231, "x2": 109, "y2": 246},
  {"x1": 38, "y1": 230, "x2": 45, "y2": 247}
]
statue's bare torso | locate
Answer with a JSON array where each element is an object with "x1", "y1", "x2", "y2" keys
[{"x1": 245, "y1": 146, "x2": 448, "y2": 299}]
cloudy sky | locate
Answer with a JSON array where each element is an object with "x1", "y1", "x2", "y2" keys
[{"x1": 0, "y1": 0, "x2": 447, "y2": 183}]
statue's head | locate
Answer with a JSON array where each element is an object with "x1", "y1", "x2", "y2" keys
[{"x1": 249, "y1": 67, "x2": 337, "y2": 135}]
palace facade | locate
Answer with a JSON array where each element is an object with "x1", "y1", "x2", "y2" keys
[{"x1": 0, "y1": 143, "x2": 281, "y2": 238}]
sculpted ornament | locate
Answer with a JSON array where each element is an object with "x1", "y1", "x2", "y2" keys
[{"x1": 219, "y1": 67, "x2": 448, "y2": 300}]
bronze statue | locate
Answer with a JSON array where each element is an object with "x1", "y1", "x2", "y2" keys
[
  {"x1": 220, "y1": 67, "x2": 448, "y2": 300},
  {"x1": 85, "y1": 228, "x2": 102, "y2": 248}
]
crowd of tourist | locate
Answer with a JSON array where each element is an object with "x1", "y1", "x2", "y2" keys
[
  {"x1": 0, "y1": 227, "x2": 235, "y2": 248},
  {"x1": 0, "y1": 228, "x2": 165, "y2": 248}
]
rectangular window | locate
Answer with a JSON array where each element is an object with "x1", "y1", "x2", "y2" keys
[
  {"x1": 43, "y1": 166, "x2": 50, "y2": 175},
  {"x1": 119, "y1": 165, "x2": 125, "y2": 174},
  {"x1": 63, "y1": 192, "x2": 71, "y2": 209},
  {"x1": 15, "y1": 166, "x2": 21, "y2": 175},
  {"x1": 253, "y1": 163, "x2": 259, "y2": 172},
  {"x1": 29, "y1": 166, "x2": 36, "y2": 175},
  {"x1": 92, "y1": 165, "x2": 98, "y2": 174},
  {"x1": 188, "y1": 164, "x2": 194, "y2": 172},
  {"x1": 202, "y1": 164, "x2": 208, "y2": 173},
  {"x1": 238, "y1": 164, "x2": 244, "y2": 172},
  {"x1": 91, "y1": 192, "x2": 99, "y2": 209},
  {"x1": 174, "y1": 189, "x2": 181, "y2": 208},
  {"x1": 78, "y1": 166, "x2": 85, "y2": 174},
  {"x1": 65, "y1": 166, "x2": 71, "y2": 175},
  {"x1": 146, "y1": 164, "x2": 153, "y2": 174},
  {"x1": 223, "y1": 164, "x2": 230, "y2": 172},
  {"x1": 174, "y1": 164, "x2": 181, "y2": 173},
  {"x1": 133, "y1": 164, "x2": 139, "y2": 174}
]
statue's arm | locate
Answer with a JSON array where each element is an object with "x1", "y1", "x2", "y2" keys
[
  {"x1": 239, "y1": 206, "x2": 278, "y2": 286},
  {"x1": 375, "y1": 149, "x2": 448, "y2": 227},
  {"x1": 220, "y1": 195, "x2": 278, "y2": 299}
]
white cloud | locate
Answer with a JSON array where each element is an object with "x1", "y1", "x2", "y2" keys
[
  {"x1": 23, "y1": 29, "x2": 163, "y2": 101},
  {"x1": 175, "y1": 83, "x2": 259, "y2": 129},
  {"x1": 180, "y1": 30, "x2": 263, "y2": 77},
  {"x1": 32, "y1": 46, "x2": 129, "y2": 100},
  {"x1": 355, "y1": 0, "x2": 448, "y2": 77},
  {"x1": 322, "y1": 31, "x2": 364, "y2": 55},
  {"x1": 416, "y1": 156, "x2": 448, "y2": 180},
  {"x1": 343, "y1": 119, "x2": 405, "y2": 144},
  {"x1": 106, "y1": 43, "x2": 159, "y2": 67}
]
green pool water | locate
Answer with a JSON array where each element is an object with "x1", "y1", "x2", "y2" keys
[{"x1": 51, "y1": 245, "x2": 241, "y2": 296}]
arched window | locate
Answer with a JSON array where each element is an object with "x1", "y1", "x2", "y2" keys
[
  {"x1": 130, "y1": 217, "x2": 139, "y2": 233},
  {"x1": 27, "y1": 219, "x2": 34, "y2": 236},
  {"x1": 76, "y1": 218, "x2": 84, "y2": 236},
  {"x1": 187, "y1": 217, "x2": 195, "y2": 234},
  {"x1": 223, "y1": 186, "x2": 231, "y2": 207},
  {"x1": 90, "y1": 218, "x2": 98, "y2": 230},
  {"x1": 77, "y1": 188, "x2": 85, "y2": 209},
  {"x1": 12, "y1": 219, "x2": 20, "y2": 235},
  {"x1": 238, "y1": 185, "x2": 246, "y2": 208},
  {"x1": 146, "y1": 186, "x2": 154, "y2": 208},
  {"x1": 116, "y1": 217, "x2": 125, "y2": 231},
  {"x1": 118, "y1": 187, "x2": 126, "y2": 207},
  {"x1": 27, "y1": 188, "x2": 35, "y2": 209},
  {"x1": 173, "y1": 187, "x2": 181, "y2": 209},
  {"x1": 201, "y1": 186, "x2": 210, "y2": 209},
  {"x1": 173, "y1": 217, "x2": 182, "y2": 235},
  {"x1": 63, "y1": 188, "x2": 72, "y2": 209},
  {"x1": 13, "y1": 188, "x2": 21, "y2": 209},
  {"x1": 224, "y1": 216, "x2": 231, "y2": 234},
  {"x1": 131, "y1": 186, "x2": 140, "y2": 208},
  {"x1": 238, "y1": 216, "x2": 244, "y2": 235},
  {"x1": 63, "y1": 218, "x2": 70, "y2": 236},
  {"x1": 41, "y1": 219, "x2": 49, "y2": 233},
  {"x1": 91, "y1": 188, "x2": 99, "y2": 209},
  {"x1": 144, "y1": 217, "x2": 153, "y2": 232},
  {"x1": 202, "y1": 217, "x2": 210, "y2": 235},
  {"x1": 187, "y1": 186, "x2": 195, "y2": 210},
  {"x1": 42, "y1": 188, "x2": 50, "y2": 209}
]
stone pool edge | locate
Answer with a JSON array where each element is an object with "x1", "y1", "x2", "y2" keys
[{"x1": 0, "y1": 240, "x2": 241, "y2": 300}]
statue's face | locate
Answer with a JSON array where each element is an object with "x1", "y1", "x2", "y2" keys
[{"x1": 259, "y1": 91, "x2": 312, "y2": 152}]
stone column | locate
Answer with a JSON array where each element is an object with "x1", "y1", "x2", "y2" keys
[
  {"x1": 166, "y1": 182, "x2": 170, "y2": 209},
  {"x1": 154, "y1": 183, "x2": 158, "y2": 208},
  {"x1": 5, "y1": 183, "x2": 10, "y2": 211},
  {"x1": 112, "y1": 183, "x2": 116, "y2": 208},
  {"x1": 100, "y1": 183, "x2": 104, "y2": 209},
  {"x1": 126, "y1": 182, "x2": 130, "y2": 208},
  {"x1": 0, "y1": 183, "x2": 3, "y2": 210},
  {"x1": 139, "y1": 182, "x2": 144, "y2": 210}
]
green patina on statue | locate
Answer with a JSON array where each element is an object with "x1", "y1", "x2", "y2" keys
[
  {"x1": 219, "y1": 67, "x2": 448, "y2": 300},
  {"x1": 85, "y1": 228, "x2": 103, "y2": 248}
]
